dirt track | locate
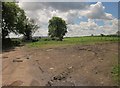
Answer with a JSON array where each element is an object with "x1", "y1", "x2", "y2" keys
[{"x1": 2, "y1": 43, "x2": 118, "y2": 86}]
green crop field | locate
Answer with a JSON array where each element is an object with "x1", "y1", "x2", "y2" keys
[{"x1": 27, "y1": 36, "x2": 119, "y2": 48}]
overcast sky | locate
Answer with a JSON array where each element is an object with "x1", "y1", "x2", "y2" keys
[{"x1": 10, "y1": 1, "x2": 119, "y2": 37}]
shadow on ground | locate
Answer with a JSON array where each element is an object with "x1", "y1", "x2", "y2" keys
[{"x1": 2, "y1": 38, "x2": 24, "y2": 53}]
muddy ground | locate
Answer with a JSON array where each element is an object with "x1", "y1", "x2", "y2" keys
[{"x1": 2, "y1": 43, "x2": 118, "y2": 86}]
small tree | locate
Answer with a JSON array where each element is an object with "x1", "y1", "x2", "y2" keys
[
  {"x1": 17, "y1": 18, "x2": 39, "y2": 40},
  {"x1": 116, "y1": 31, "x2": 120, "y2": 36},
  {"x1": 101, "y1": 34, "x2": 104, "y2": 37},
  {"x1": 48, "y1": 17, "x2": 67, "y2": 41},
  {"x1": 24, "y1": 19, "x2": 39, "y2": 40},
  {"x1": 91, "y1": 34, "x2": 94, "y2": 36}
]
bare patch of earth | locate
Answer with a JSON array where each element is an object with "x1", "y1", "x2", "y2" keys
[{"x1": 2, "y1": 43, "x2": 118, "y2": 86}]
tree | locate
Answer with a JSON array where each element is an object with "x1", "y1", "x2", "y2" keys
[
  {"x1": 23, "y1": 19, "x2": 39, "y2": 40},
  {"x1": 17, "y1": 18, "x2": 39, "y2": 40},
  {"x1": 2, "y1": 2, "x2": 39, "y2": 41},
  {"x1": 116, "y1": 31, "x2": 120, "y2": 36},
  {"x1": 48, "y1": 16, "x2": 67, "y2": 41},
  {"x1": 2, "y1": 2, "x2": 22, "y2": 39},
  {"x1": 100, "y1": 34, "x2": 104, "y2": 37},
  {"x1": 91, "y1": 34, "x2": 94, "y2": 36}
]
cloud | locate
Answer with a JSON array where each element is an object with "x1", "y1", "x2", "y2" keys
[
  {"x1": 11, "y1": 2, "x2": 118, "y2": 38},
  {"x1": 66, "y1": 18, "x2": 118, "y2": 37},
  {"x1": 18, "y1": 2, "x2": 114, "y2": 24},
  {"x1": 18, "y1": 2, "x2": 88, "y2": 24},
  {"x1": 79, "y1": 19, "x2": 98, "y2": 30},
  {"x1": 33, "y1": 27, "x2": 48, "y2": 36},
  {"x1": 18, "y1": 2, "x2": 88, "y2": 12},
  {"x1": 81, "y1": 2, "x2": 113, "y2": 20}
]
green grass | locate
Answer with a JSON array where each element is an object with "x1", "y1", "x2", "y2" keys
[
  {"x1": 111, "y1": 65, "x2": 120, "y2": 85},
  {"x1": 27, "y1": 36, "x2": 119, "y2": 48}
]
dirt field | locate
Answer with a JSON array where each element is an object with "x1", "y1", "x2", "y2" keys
[{"x1": 2, "y1": 43, "x2": 118, "y2": 86}]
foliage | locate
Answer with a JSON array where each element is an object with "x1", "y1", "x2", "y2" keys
[
  {"x1": 2, "y1": 38, "x2": 21, "y2": 50},
  {"x1": 2, "y1": 2, "x2": 22, "y2": 39},
  {"x1": 17, "y1": 18, "x2": 39, "y2": 40},
  {"x1": 100, "y1": 34, "x2": 104, "y2": 37},
  {"x1": 48, "y1": 16, "x2": 67, "y2": 41},
  {"x1": 111, "y1": 65, "x2": 120, "y2": 85},
  {"x1": 2, "y1": 2, "x2": 39, "y2": 41}
]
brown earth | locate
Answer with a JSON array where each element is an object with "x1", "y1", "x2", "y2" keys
[{"x1": 2, "y1": 43, "x2": 118, "y2": 86}]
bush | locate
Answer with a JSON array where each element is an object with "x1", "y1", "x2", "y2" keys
[
  {"x1": 43, "y1": 38, "x2": 52, "y2": 41},
  {"x1": 2, "y1": 38, "x2": 21, "y2": 49},
  {"x1": 32, "y1": 39, "x2": 39, "y2": 42}
]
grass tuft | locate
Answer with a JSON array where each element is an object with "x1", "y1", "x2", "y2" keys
[{"x1": 111, "y1": 65, "x2": 120, "y2": 85}]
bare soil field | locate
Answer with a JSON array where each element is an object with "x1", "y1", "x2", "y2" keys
[{"x1": 2, "y1": 43, "x2": 118, "y2": 86}]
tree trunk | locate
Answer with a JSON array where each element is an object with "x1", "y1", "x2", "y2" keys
[{"x1": 59, "y1": 36, "x2": 63, "y2": 41}]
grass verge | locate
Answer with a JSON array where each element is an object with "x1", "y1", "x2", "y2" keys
[{"x1": 111, "y1": 65, "x2": 120, "y2": 85}]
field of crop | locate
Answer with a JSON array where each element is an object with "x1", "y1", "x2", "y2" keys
[{"x1": 28, "y1": 36, "x2": 119, "y2": 47}]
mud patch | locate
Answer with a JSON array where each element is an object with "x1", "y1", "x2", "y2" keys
[
  {"x1": 3, "y1": 56, "x2": 8, "y2": 59},
  {"x1": 30, "y1": 79, "x2": 40, "y2": 86},
  {"x1": 46, "y1": 49, "x2": 53, "y2": 52},
  {"x1": 2, "y1": 43, "x2": 118, "y2": 86},
  {"x1": 47, "y1": 81, "x2": 75, "y2": 86},
  {"x1": 35, "y1": 60, "x2": 44, "y2": 73},
  {"x1": 46, "y1": 66, "x2": 75, "y2": 86},
  {"x1": 13, "y1": 59, "x2": 23, "y2": 62},
  {"x1": 10, "y1": 80, "x2": 23, "y2": 86}
]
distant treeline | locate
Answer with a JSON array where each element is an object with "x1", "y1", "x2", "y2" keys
[{"x1": 90, "y1": 33, "x2": 120, "y2": 37}]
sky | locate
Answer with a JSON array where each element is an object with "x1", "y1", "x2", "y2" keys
[{"x1": 10, "y1": 1, "x2": 119, "y2": 37}]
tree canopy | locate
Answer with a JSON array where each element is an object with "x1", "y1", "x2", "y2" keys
[
  {"x1": 48, "y1": 16, "x2": 67, "y2": 41},
  {"x1": 2, "y1": 2, "x2": 22, "y2": 39},
  {"x1": 17, "y1": 18, "x2": 39, "y2": 40},
  {"x1": 2, "y1": 2, "x2": 39, "y2": 41}
]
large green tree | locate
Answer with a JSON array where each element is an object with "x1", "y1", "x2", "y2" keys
[
  {"x1": 2, "y1": 2, "x2": 22, "y2": 39},
  {"x1": 48, "y1": 16, "x2": 67, "y2": 41},
  {"x1": 2, "y1": 2, "x2": 39, "y2": 41}
]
